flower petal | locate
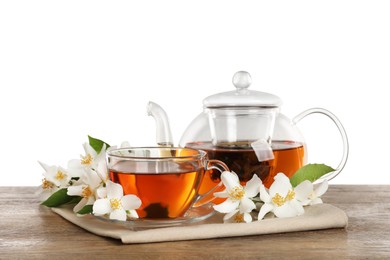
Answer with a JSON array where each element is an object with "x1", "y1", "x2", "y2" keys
[
  {"x1": 83, "y1": 169, "x2": 103, "y2": 189},
  {"x1": 314, "y1": 180, "x2": 328, "y2": 197},
  {"x1": 110, "y1": 209, "x2": 127, "y2": 221},
  {"x1": 127, "y1": 209, "x2": 139, "y2": 219},
  {"x1": 291, "y1": 200, "x2": 305, "y2": 216},
  {"x1": 294, "y1": 180, "x2": 313, "y2": 202},
  {"x1": 122, "y1": 195, "x2": 142, "y2": 210},
  {"x1": 83, "y1": 142, "x2": 97, "y2": 158},
  {"x1": 273, "y1": 203, "x2": 298, "y2": 218},
  {"x1": 92, "y1": 198, "x2": 111, "y2": 215},
  {"x1": 244, "y1": 174, "x2": 261, "y2": 198},
  {"x1": 273, "y1": 200, "x2": 304, "y2": 218},
  {"x1": 213, "y1": 199, "x2": 239, "y2": 213},
  {"x1": 310, "y1": 197, "x2": 323, "y2": 205},
  {"x1": 67, "y1": 185, "x2": 84, "y2": 196},
  {"x1": 106, "y1": 180, "x2": 124, "y2": 199},
  {"x1": 93, "y1": 148, "x2": 107, "y2": 169},
  {"x1": 239, "y1": 197, "x2": 256, "y2": 213},
  {"x1": 273, "y1": 172, "x2": 291, "y2": 183},
  {"x1": 243, "y1": 212, "x2": 252, "y2": 223},
  {"x1": 95, "y1": 160, "x2": 108, "y2": 181},
  {"x1": 223, "y1": 209, "x2": 239, "y2": 222},
  {"x1": 67, "y1": 160, "x2": 86, "y2": 178},
  {"x1": 38, "y1": 161, "x2": 51, "y2": 172},
  {"x1": 259, "y1": 184, "x2": 271, "y2": 203},
  {"x1": 120, "y1": 141, "x2": 131, "y2": 148},
  {"x1": 269, "y1": 173, "x2": 291, "y2": 197},
  {"x1": 214, "y1": 190, "x2": 229, "y2": 198},
  {"x1": 96, "y1": 186, "x2": 107, "y2": 199},
  {"x1": 258, "y1": 203, "x2": 274, "y2": 220},
  {"x1": 221, "y1": 171, "x2": 240, "y2": 191}
]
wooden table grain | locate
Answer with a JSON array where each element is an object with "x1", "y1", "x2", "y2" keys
[{"x1": 0, "y1": 185, "x2": 389, "y2": 259}]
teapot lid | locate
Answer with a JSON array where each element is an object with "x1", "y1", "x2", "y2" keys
[{"x1": 203, "y1": 71, "x2": 282, "y2": 108}]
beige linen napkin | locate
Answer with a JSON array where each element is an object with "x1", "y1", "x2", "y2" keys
[{"x1": 52, "y1": 204, "x2": 348, "y2": 244}]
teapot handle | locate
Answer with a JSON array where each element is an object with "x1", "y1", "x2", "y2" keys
[{"x1": 292, "y1": 108, "x2": 349, "y2": 182}]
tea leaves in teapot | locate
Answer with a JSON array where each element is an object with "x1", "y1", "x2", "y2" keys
[{"x1": 290, "y1": 164, "x2": 335, "y2": 187}]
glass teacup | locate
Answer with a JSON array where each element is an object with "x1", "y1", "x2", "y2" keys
[{"x1": 106, "y1": 147, "x2": 228, "y2": 219}]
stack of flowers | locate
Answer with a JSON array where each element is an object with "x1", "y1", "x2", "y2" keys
[
  {"x1": 213, "y1": 170, "x2": 329, "y2": 223},
  {"x1": 40, "y1": 136, "x2": 141, "y2": 221}
]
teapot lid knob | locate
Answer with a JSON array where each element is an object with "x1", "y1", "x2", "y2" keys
[
  {"x1": 203, "y1": 70, "x2": 282, "y2": 108},
  {"x1": 232, "y1": 71, "x2": 252, "y2": 89}
]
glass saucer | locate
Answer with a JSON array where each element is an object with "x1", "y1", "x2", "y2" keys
[{"x1": 95, "y1": 203, "x2": 216, "y2": 229}]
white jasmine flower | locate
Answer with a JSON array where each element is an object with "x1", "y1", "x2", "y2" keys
[
  {"x1": 67, "y1": 169, "x2": 104, "y2": 213},
  {"x1": 295, "y1": 180, "x2": 328, "y2": 206},
  {"x1": 93, "y1": 181, "x2": 142, "y2": 221},
  {"x1": 258, "y1": 173, "x2": 311, "y2": 220},
  {"x1": 213, "y1": 171, "x2": 261, "y2": 217},
  {"x1": 68, "y1": 143, "x2": 106, "y2": 178},
  {"x1": 38, "y1": 161, "x2": 72, "y2": 201},
  {"x1": 38, "y1": 161, "x2": 71, "y2": 188}
]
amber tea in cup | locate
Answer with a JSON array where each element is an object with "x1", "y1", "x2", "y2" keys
[{"x1": 106, "y1": 147, "x2": 228, "y2": 219}]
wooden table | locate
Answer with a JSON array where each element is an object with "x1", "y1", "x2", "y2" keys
[{"x1": 0, "y1": 186, "x2": 389, "y2": 259}]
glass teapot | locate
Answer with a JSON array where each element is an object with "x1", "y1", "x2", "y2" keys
[{"x1": 148, "y1": 71, "x2": 348, "y2": 188}]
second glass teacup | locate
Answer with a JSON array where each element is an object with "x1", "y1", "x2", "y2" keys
[{"x1": 106, "y1": 147, "x2": 229, "y2": 219}]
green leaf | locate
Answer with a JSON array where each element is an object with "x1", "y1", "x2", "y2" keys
[
  {"x1": 290, "y1": 163, "x2": 335, "y2": 187},
  {"x1": 41, "y1": 188, "x2": 80, "y2": 207},
  {"x1": 77, "y1": 204, "x2": 93, "y2": 215},
  {"x1": 88, "y1": 135, "x2": 110, "y2": 153},
  {"x1": 68, "y1": 196, "x2": 82, "y2": 204}
]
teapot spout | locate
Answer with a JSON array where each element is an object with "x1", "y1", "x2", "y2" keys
[{"x1": 147, "y1": 101, "x2": 174, "y2": 147}]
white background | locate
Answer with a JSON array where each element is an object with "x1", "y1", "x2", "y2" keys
[{"x1": 1, "y1": 1, "x2": 389, "y2": 186}]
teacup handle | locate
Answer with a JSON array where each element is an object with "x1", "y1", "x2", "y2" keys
[
  {"x1": 192, "y1": 159, "x2": 229, "y2": 207},
  {"x1": 292, "y1": 108, "x2": 349, "y2": 181}
]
